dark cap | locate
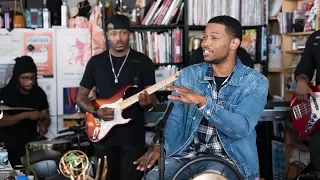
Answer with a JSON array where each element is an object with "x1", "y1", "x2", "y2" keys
[{"x1": 106, "y1": 14, "x2": 131, "y2": 31}]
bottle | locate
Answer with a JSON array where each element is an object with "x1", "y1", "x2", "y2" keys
[
  {"x1": 4, "y1": 7, "x2": 10, "y2": 29},
  {"x1": 0, "y1": 5, "x2": 3, "y2": 28},
  {"x1": 115, "y1": 0, "x2": 123, "y2": 14},
  {"x1": 292, "y1": 37, "x2": 297, "y2": 50},
  {"x1": 43, "y1": 0, "x2": 51, "y2": 28},
  {"x1": 131, "y1": 8, "x2": 136, "y2": 24},
  {"x1": 61, "y1": 0, "x2": 68, "y2": 27},
  {"x1": 0, "y1": 143, "x2": 8, "y2": 167}
]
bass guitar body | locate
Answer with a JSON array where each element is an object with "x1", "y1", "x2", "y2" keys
[{"x1": 290, "y1": 86, "x2": 320, "y2": 136}]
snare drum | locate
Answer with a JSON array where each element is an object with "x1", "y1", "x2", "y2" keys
[
  {"x1": 28, "y1": 138, "x2": 71, "y2": 153},
  {"x1": 192, "y1": 172, "x2": 227, "y2": 180}
]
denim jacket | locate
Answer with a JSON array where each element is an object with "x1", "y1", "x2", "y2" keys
[{"x1": 163, "y1": 58, "x2": 269, "y2": 179}]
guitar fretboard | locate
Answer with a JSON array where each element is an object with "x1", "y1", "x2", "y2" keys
[{"x1": 119, "y1": 73, "x2": 179, "y2": 110}]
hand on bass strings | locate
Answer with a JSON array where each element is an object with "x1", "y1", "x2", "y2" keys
[
  {"x1": 133, "y1": 145, "x2": 160, "y2": 171},
  {"x1": 166, "y1": 86, "x2": 207, "y2": 107},
  {"x1": 295, "y1": 79, "x2": 314, "y2": 102},
  {"x1": 97, "y1": 107, "x2": 114, "y2": 121}
]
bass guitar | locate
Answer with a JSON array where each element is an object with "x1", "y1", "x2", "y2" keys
[
  {"x1": 85, "y1": 71, "x2": 180, "y2": 142},
  {"x1": 290, "y1": 85, "x2": 320, "y2": 136}
]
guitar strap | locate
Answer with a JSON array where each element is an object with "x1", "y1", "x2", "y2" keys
[{"x1": 131, "y1": 55, "x2": 141, "y2": 88}]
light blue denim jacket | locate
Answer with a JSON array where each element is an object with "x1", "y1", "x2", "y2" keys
[{"x1": 163, "y1": 58, "x2": 269, "y2": 179}]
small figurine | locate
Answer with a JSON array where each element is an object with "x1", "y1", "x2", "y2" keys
[{"x1": 304, "y1": 1, "x2": 315, "y2": 31}]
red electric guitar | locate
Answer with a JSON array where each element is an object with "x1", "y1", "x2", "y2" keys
[
  {"x1": 85, "y1": 71, "x2": 180, "y2": 142},
  {"x1": 290, "y1": 85, "x2": 320, "y2": 136}
]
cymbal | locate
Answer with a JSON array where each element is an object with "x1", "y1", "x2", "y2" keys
[
  {"x1": 0, "y1": 105, "x2": 35, "y2": 111},
  {"x1": 59, "y1": 112, "x2": 85, "y2": 119}
]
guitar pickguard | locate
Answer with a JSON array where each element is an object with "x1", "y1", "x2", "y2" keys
[
  {"x1": 95, "y1": 98, "x2": 131, "y2": 140},
  {"x1": 306, "y1": 113, "x2": 319, "y2": 132}
]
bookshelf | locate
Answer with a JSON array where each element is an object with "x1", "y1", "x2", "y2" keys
[
  {"x1": 275, "y1": 0, "x2": 320, "y2": 179},
  {"x1": 129, "y1": 0, "x2": 269, "y2": 76}
]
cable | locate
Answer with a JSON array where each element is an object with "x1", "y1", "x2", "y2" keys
[{"x1": 286, "y1": 161, "x2": 307, "y2": 180}]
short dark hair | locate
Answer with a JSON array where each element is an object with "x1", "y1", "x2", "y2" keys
[{"x1": 208, "y1": 16, "x2": 242, "y2": 42}]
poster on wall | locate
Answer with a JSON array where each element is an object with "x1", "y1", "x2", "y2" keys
[
  {"x1": 23, "y1": 31, "x2": 54, "y2": 78},
  {"x1": 56, "y1": 29, "x2": 89, "y2": 130},
  {"x1": 56, "y1": 29, "x2": 89, "y2": 80},
  {"x1": 0, "y1": 29, "x2": 25, "y2": 64},
  {"x1": 62, "y1": 87, "x2": 82, "y2": 127},
  {"x1": 241, "y1": 29, "x2": 257, "y2": 61},
  {"x1": 0, "y1": 64, "x2": 14, "y2": 88}
]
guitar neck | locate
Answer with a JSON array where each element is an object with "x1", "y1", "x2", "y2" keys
[{"x1": 119, "y1": 74, "x2": 178, "y2": 109}]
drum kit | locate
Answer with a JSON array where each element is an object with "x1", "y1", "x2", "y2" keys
[{"x1": 0, "y1": 103, "x2": 91, "y2": 155}]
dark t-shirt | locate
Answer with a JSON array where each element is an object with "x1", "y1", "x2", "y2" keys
[
  {"x1": 295, "y1": 30, "x2": 320, "y2": 85},
  {"x1": 0, "y1": 85, "x2": 49, "y2": 148},
  {"x1": 80, "y1": 49, "x2": 155, "y2": 146}
]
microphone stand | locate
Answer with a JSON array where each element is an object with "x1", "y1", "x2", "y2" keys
[
  {"x1": 0, "y1": 100, "x2": 4, "y2": 120},
  {"x1": 150, "y1": 102, "x2": 174, "y2": 180}
]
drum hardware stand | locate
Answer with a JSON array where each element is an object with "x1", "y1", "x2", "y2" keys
[{"x1": 58, "y1": 118, "x2": 85, "y2": 150}]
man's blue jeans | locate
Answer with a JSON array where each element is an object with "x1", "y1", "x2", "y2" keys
[{"x1": 144, "y1": 157, "x2": 239, "y2": 180}]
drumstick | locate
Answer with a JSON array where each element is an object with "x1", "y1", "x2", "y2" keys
[
  {"x1": 100, "y1": 156, "x2": 107, "y2": 180},
  {"x1": 94, "y1": 158, "x2": 101, "y2": 180}
]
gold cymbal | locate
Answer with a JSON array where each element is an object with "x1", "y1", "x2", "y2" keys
[
  {"x1": 0, "y1": 105, "x2": 35, "y2": 111},
  {"x1": 59, "y1": 112, "x2": 85, "y2": 119}
]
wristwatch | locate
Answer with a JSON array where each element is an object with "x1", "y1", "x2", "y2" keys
[{"x1": 93, "y1": 108, "x2": 99, "y2": 118}]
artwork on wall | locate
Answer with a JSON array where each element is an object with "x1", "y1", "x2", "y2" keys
[
  {"x1": 63, "y1": 87, "x2": 79, "y2": 114},
  {"x1": 56, "y1": 29, "x2": 89, "y2": 80},
  {"x1": 0, "y1": 64, "x2": 14, "y2": 88},
  {"x1": 56, "y1": 29, "x2": 89, "y2": 129},
  {"x1": 23, "y1": 30, "x2": 54, "y2": 78},
  {"x1": 241, "y1": 29, "x2": 257, "y2": 61}
]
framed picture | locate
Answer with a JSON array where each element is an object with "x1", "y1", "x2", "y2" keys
[{"x1": 241, "y1": 28, "x2": 257, "y2": 61}]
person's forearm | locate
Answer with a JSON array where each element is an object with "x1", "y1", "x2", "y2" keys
[
  {"x1": 76, "y1": 94, "x2": 95, "y2": 113},
  {"x1": 296, "y1": 74, "x2": 310, "y2": 83},
  {"x1": 0, "y1": 113, "x2": 25, "y2": 127},
  {"x1": 41, "y1": 117, "x2": 51, "y2": 127}
]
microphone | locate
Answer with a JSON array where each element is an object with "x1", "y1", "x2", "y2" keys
[{"x1": 151, "y1": 102, "x2": 174, "y2": 145}]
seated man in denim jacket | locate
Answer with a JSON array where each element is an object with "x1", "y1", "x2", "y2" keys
[{"x1": 134, "y1": 16, "x2": 269, "y2": 180}]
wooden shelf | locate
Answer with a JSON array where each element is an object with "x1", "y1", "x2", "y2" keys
[
  {"x1": 286, "y1": 90, "x2": 295, "y2": 94},
  {"x1": 154, "y1": 62, "x2": 183, "y2": 66},
  {"x1": 285, "y1": 31, "x2": 314, "y2": 36},
  {"x1": 189, "y1": 25, "x2": 266, "y2": 31},
  {"x1": 269, "y1": 68, "x2": 283, "y2": 72},
  {"x1": 285, "y1": 50, "x2": 304, "y2": 54},
  {"x1": 268, "y1": 17, "x2": 278, "y2": 21},
  {"x1": 131, "y1": 24, "x2": 184, "y2": 30}
]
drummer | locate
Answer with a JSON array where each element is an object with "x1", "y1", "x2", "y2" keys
[{"x1": 0, "y1": 56, "x2": 51, "y2": 167}]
